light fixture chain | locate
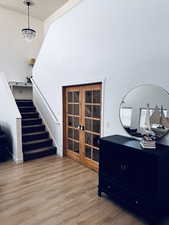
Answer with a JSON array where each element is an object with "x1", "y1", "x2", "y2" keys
[
  {"x1": 28, "y1": 3, "x2": 30, "y2": 29},
  {"x1": 22, "y1": 0, "x2": 36, "y2": 41}
]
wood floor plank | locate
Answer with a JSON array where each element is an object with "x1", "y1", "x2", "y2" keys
[{"x1": 0, "y1": 156, "x2": 147, "y2": 225}]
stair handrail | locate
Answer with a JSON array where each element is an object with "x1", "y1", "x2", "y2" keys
[{"x1": 31, "y1": 78, "x2": 60, "y2": 126}]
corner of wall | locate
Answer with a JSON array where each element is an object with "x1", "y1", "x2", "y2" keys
[{"x1": 44, "y1": 0, "x2": 82, "y2": 33}]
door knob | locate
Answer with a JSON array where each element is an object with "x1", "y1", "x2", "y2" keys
[
  {"x1": 81, "y1": 125, "x2": 85, "y2": 131},
  {"x1": 77, "y1": 125, "x2": 81, "y2": 130},
  {"x1": 77, "y1": 125, "x2": 85, "y2": 130}
]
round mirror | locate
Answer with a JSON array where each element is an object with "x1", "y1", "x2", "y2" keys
[{"x1": 120, "y1": 84, "x2": 169, "y2": 139}]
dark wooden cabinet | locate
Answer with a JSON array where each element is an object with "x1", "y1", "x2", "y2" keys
[{"x1": 98, "y1": 135, "x2": 169, "y2": 217}]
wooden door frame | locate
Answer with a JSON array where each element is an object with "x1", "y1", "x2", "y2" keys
[{"x1": 62, "y1": 82, "x2": 104, "y2": 169}]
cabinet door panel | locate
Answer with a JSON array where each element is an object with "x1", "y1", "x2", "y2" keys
[
  {"x1": 100, "y1": 141, "x2": 157, "y2": 196},
  {"x1": 100, "y1": 142, "x2": 130, "y2": 178},
  {"x1": 131, "y1": 153, "x2": 157, "y2": 194}
]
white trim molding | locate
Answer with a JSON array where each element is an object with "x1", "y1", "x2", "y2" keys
[{"x1": 44, "y1": 0, "x2": 82, "y2": 33}]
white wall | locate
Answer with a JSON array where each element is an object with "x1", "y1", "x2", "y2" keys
[
  {"x1": 0, "y1": 6, "x2": 43, "y2": 82},
  {"x1": 12, "y1": 86, "x2": 32, "y2": 100},
  {"x1": 0, "y1": 73, "x2": 23, "y2": 162},
  {"x1": 33, "y1": 0, "x2": 169, "y2": 155}
]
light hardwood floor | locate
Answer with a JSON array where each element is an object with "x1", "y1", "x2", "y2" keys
[{"x1": 0, "y1": 156, "x2": 147, "y2": 225}]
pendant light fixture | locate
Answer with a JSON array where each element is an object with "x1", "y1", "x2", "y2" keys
[{"x1": 22, "y1": 0, "x2": 36, "y2": 41}]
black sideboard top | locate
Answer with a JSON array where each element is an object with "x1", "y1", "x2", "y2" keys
[{"x1": 101, "y1": 135, "x2": 169, "y2": 157}]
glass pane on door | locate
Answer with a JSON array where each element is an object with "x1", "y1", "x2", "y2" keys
[
  {"x1": 84, "y1": 88, "x2": 101, "y2": 164},
  {"x1": 66, "y1": 90, "x2": 80, "y2": 155},
  {"x1": 68, "y1": 140, "x2": 79, "y2": 154},
  {"x1": 85, "y1": 146, "x2": 99, "y2": 162},
  {"x1": 85, "y1": 119, "x2": 101, "y2": 133}
]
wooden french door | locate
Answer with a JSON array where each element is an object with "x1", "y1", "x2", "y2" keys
[{"x1": 63, "y1": 83, "x2": 102, "y2": 171}]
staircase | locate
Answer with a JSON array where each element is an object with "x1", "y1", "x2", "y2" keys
[{"x1": 16, "y1": 99, "x2": 56, "y2": 161}]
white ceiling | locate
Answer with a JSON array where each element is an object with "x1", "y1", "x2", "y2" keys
[{"x1": 0, "y1": 0, "x2": 69, "y2": 21}]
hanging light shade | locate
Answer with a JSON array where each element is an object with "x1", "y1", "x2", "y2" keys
[{"x1": 22, "y1": 0, "x2": 36, "y2": 41}]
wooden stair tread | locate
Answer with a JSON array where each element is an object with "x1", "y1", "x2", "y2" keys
[
  {"x1": 16, "y1": 99, "x2": 32, "y2": 101},
  {"x1": 21, "y1": 112, "x2": 38, "y2": 114},
  {"x1": 22, "y1": 131, "x2": 47, "y2": 136},
  {"x1": 23, "y1": 138, "x2": 51, "y2": 145},
  {"x1": 22, "y1": 124, "x2": 44, "y2": 128},
  {"x1": 18, "y1": 106, "x2": 35, "y2": 108},
  {"x1": 24, "y1": 147, "x2": 55, "y2": 155},
  {"x1": 22, "y1": 118, "x2": 40, "y2": 121}
]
